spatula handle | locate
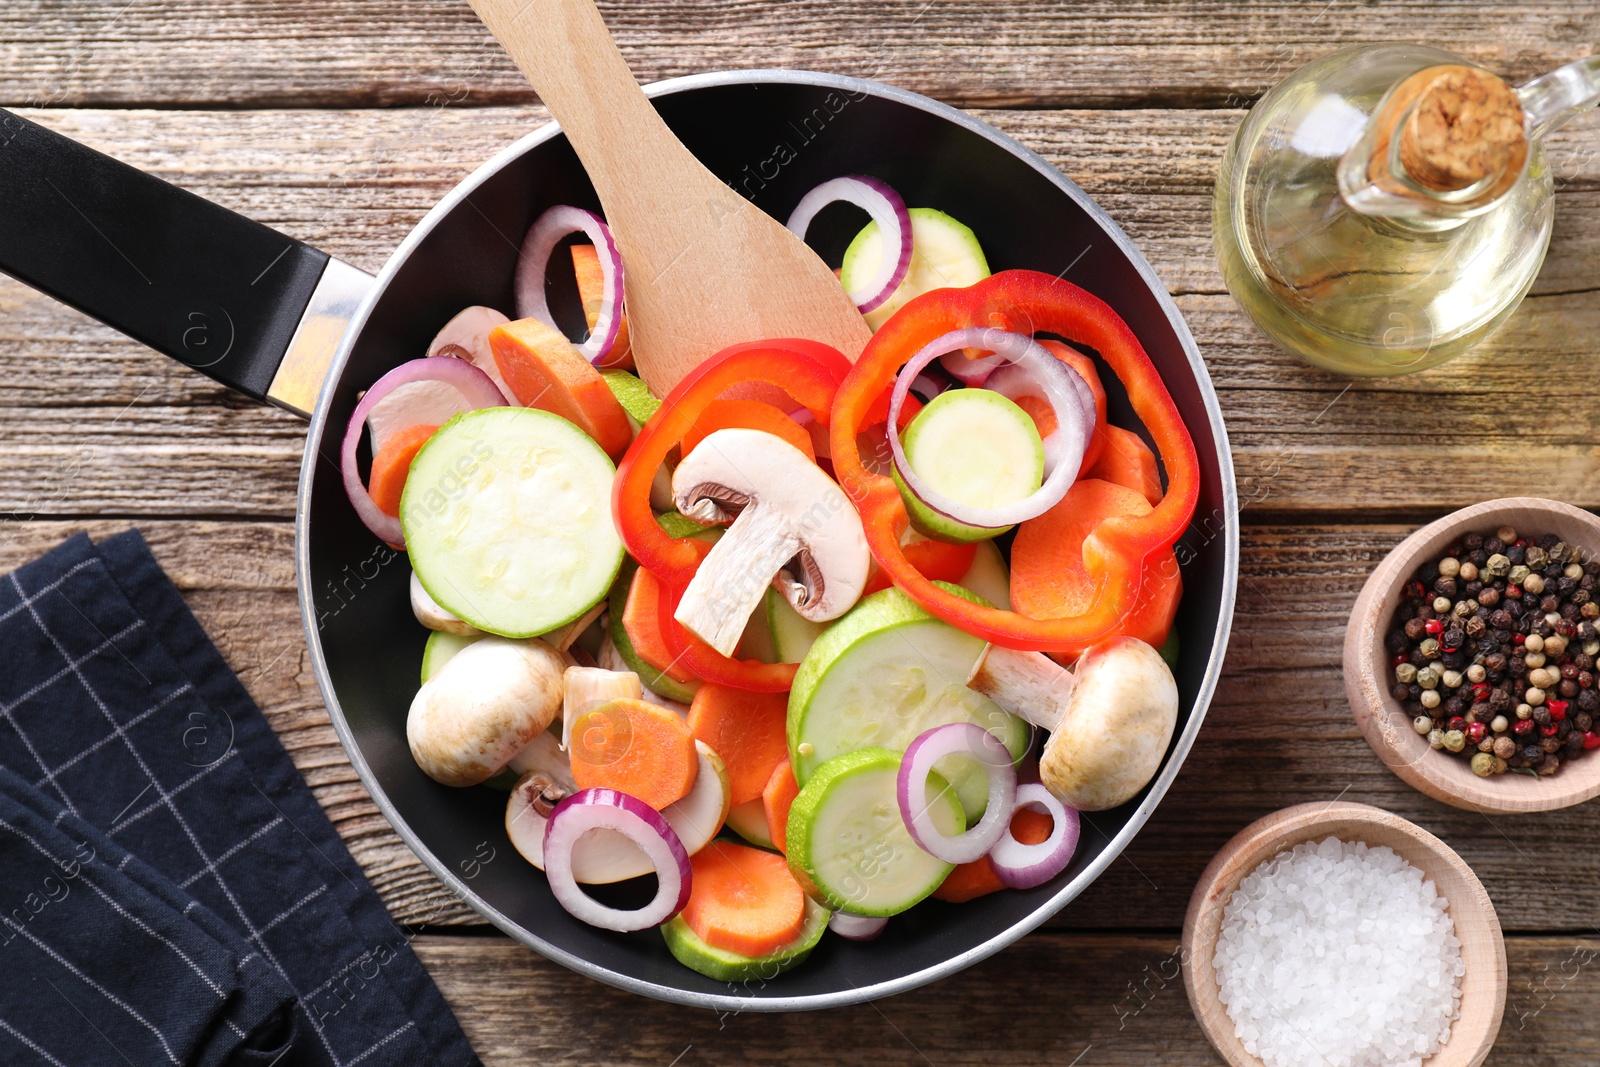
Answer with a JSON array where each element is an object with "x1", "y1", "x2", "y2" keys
[{"x1": 468, "y1": 0, "x2": 686, "y2": 213}]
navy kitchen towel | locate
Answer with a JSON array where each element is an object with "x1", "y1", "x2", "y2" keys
[{"x1": 0, "y1": 531, "x2": 481, "y2": 1067}]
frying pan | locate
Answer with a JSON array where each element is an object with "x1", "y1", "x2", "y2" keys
[{"x1": 0, "y1": 70, "x2": 1238, "y2": 1010}]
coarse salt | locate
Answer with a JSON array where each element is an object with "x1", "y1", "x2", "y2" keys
[{"x1": 1212, "y1": 836, "x2": 1464, "y2": 1067}]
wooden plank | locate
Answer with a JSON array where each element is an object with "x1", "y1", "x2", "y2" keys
[
  {"x1": 2, "y1": 107, "x2": 1598, "y2": 519},
  {"x1": 1, "y1": 1, "x2": 1594, "y2": 110},
  {"x1": 9, "y1": 520, "x2": 1600, "y2": 934},
  {"x1": 410, "y1": 931, "x2": 1600, "y2": 1065}
]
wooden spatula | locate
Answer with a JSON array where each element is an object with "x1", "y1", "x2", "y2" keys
[{"x1": 468, "y1": 0, "x2": 872, "y2": 395}]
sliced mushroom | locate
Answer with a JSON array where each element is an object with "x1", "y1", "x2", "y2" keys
[
  {"x1": 670, "y1": 428, "x2": 869, "y2": 656},
  {"x1": 427, "y1": 304, "x2": 512, "y2": 398},
  {"x1": 410, "y1": 572, "x2": 481, "y2": 636},
  {"x1": 407, "y1": 636, "x2": 565, "y2": 786},
  {"x1": 541, "y1": 600, "x2": 605, "y2": 652},
  {"x1": 968, "y1": 636, "x2": 1179, "y2": 812}
]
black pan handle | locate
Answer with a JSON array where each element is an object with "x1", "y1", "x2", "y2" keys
[{"x1": 0, "y1": 108, "x2": 370, "y2": 417}]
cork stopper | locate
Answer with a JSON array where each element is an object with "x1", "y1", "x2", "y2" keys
[{"x1": 1398, "y1": 67, "x2": 1527, "y2": 191}]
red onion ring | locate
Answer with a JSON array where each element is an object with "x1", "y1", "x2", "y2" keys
[
  {"x1": 785, "y1": 176, "x2": 911, "y2": 314},
  {"x1": 542, "y1": 788, "x2": 692, "y2": 931},
  {"x1": 988, "y1": 783, "x2": 1079, "y2": 890},
  {"x1": 341, "y1": 357, "x2": 507, "y2": 546},
  {"x1": 984, "y1": 357, "x2": 1098, "y2": 478},
  {"x1": 898, "y1": 722, "x2": 1017, "y2": 864},
  {"x1": 828, "y1": 911, "x2": 888, "y2": 941},
  {"x1": 887, "y1": 328, "x2": 1090, "y2": 530},
  {"x1": 514, "y1": 205, "x2": 623, "y2": 365}
]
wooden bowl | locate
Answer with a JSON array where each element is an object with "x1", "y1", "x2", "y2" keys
[
  {"x1": 1345, "y1": 497, "x2": 1600, "y2": 813},
  {"x1": 1182, "y1": 802, "x2": 1506, "y2": 1067}
]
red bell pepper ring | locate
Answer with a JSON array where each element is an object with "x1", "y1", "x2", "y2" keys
[
  {"x1": 612, "y1": 339, "x2": 853, "y2": 692},
  {"x1": 829, "y1": 270, "x2": 1201, "y2": 655}
]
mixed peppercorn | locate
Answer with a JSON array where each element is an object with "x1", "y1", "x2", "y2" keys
[{"x1": 1387, "y1": 527, "x2": 1600, "y2": 778}]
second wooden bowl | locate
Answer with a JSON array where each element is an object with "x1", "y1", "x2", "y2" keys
[
  {"x1": 1182, "y1": 802, "x2": 1506, "y2": 1067},
  {"x1": 1345, "y1": 497, "x2": 1600, "y2": 813}
]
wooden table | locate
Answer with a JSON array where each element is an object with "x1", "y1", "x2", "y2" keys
[{"x1": 3, "y1": 2, "x2": 1598, "y2": 1062}]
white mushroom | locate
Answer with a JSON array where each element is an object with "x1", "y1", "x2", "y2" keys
[
  {"x1": 410, "y1": 572, "x2": 481, "y2": 636},
  {"x1": 407, "y1": 636, "x2": 565, "y2": 786},
  {"x1": 967, "y1": 636, "x2": 1179, "y2": 812},
  {"x1": 670, "y1": 428, "x2": 870, "y2": 656}
]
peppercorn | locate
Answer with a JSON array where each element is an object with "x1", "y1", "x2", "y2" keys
[
  {"x1": 1429, "y1": 729, "x2": 1446, "y2": 749},
  {"x1": 1443, "y1": 730, "x2": 1467, "y2": 753},
  {"x1": 1493, "y1": 735, "x2": 1517, "y2": 759},
  {"x1": 1389, "y1": 529, "x2": 1600, "y2": 777},
  {"x1": 1412, "y1": 715, "x2": 1432, "y2": 735},
  {"x1": 1539, "y1": 754, "x2": 1562, "y2": 775},
  {"x1": 1470, "y1": 752, "x2": 1496, "y2": 777}
]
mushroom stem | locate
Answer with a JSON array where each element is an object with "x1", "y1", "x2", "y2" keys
[
  {"x1": 674, "y1": 503, "x2": 802, "y2": 656},
  {"x1": 967, "y1": 644, "x2": 1075, "y2": 732}
]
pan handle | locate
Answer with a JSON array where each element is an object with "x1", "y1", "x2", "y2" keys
[{"x1": 0, "y1": 109, "x2": 373, "y2": 419}]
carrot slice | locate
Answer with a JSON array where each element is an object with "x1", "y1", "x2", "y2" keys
[
  {"x1": 681, "y1": 399, "x2": 815, "y2": 463},
  {"x1": 861, "y1": 538, "x2": 977, "y2": 597},
  {"x1": 367, "y1": 422, "x2": 439, "y2": 517},
  {"x1": 762, "y1": 760, "x2": 800, "y2": 855},
  {"x1": 1011, "y1": 477, "x2": 1181, "y2": 651},
  {"x1": 571, "y1": 243, "x2": 632, "y2": 370},
  {"x1": 489, "y1": 317, "x2": 633, "y2": 458},
  {"x1": 1084, "y1": 424, "x2": 1162, "y2": 506},
  {"x1": 688, "y1": 685, "x2": 790, "y2": 806},
  {"x1": 622, "y1": 568, "x2": 700, "y2": 686},
  {"x1": 932, "y1": 807, "x2": 1056, "y2": 903},
  {"x1": 568, "y1": 698, "x2": 698, "y2": 810},
  {"x1": 680, "y1": 841, "x2": 807, "y2": 957}
]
